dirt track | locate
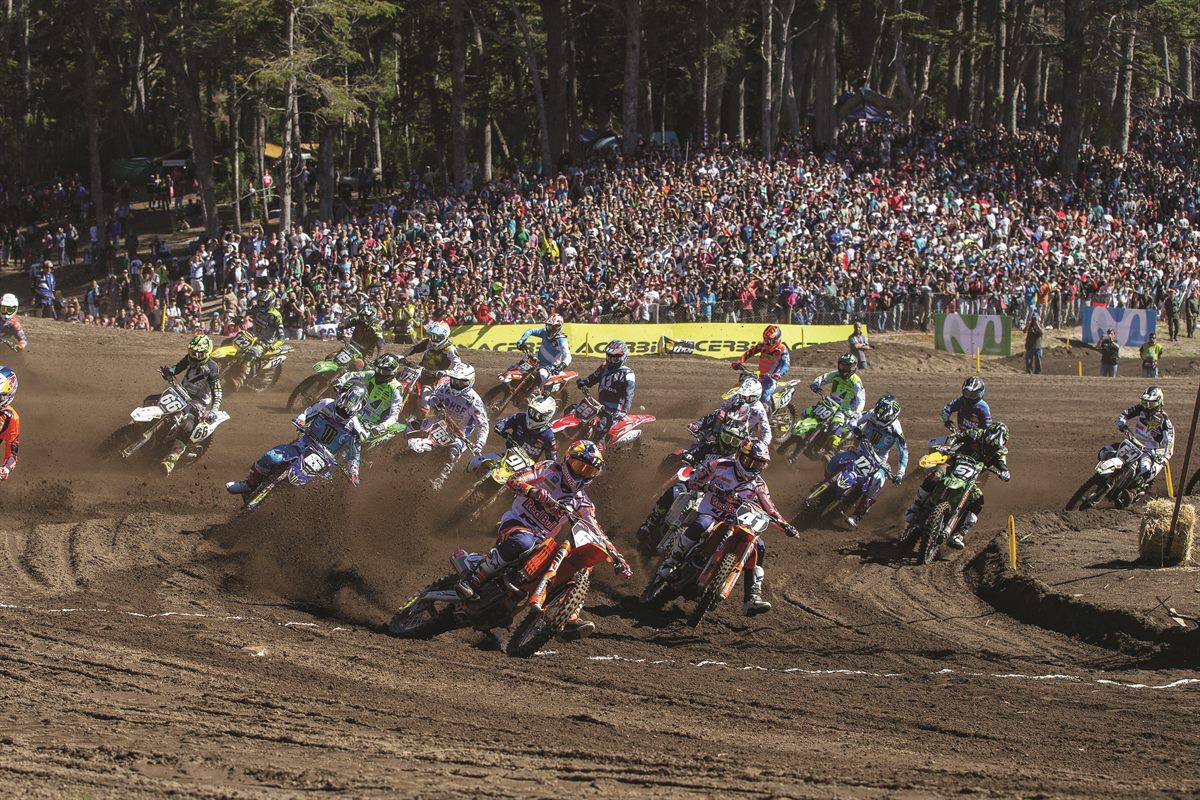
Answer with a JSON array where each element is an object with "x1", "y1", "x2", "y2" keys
[{"x1": 1, "y1": 320, "x2": 1199, "y2": 798}]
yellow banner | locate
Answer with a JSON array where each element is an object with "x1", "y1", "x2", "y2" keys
[{"x1": 450, "y1": 322, "x2": 854, "y2": 359}]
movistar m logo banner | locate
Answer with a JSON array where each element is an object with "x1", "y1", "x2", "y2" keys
[
  {"x1": 934, "y1": 314, "x2": 1012, "y2": 356},
  {"x1": 1081, "y1": 307, "x2": 1156, "y2": 347}
]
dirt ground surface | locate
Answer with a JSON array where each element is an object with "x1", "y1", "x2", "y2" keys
[{"x1": 2, "y1": 319, "x2": 1200, "y2": 799}]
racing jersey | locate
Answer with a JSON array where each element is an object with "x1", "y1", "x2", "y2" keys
[
  {"x1": 946, "y1": 427, "x2": 1009, "y2": 476},
  {"x1": 405, "y1": 338, "x2": 462, "y2": 374},
  {"x1": 0, "y1": 407, "x2": 19, "y2": 470},
  {"x1": 501, "y1": 460, "x2": 597, "y2": 536},
  {"x1": 0, "y1": 316, "x2": 27, "y2": 348},
  {"x1": 423, "y1": 384, "x2": 489, "y2": 451},
  {"x1": 335, "y1": 370, "x2": 403, "y2": 432},
  {"x1": 517, "y1": 326, "x2": 572, "y2": 370},
  {"x1": 685, "y1": 456, "x2": 786, "y2": 525},
  {"x1": 294, "y1": 398, "x2": 363, "y2": 471},
  {"x1": 737, "y1": 341, "x2": 791, "y2": 377},
  {"x1": 941, "y1": 397, "x2": 992, "y2": 430},
  {"x1": 165, "y1": 357, "x2": 222, "y2": 410},
  {"x1": 1117, "y1": 406, "x2": 1175, "y2": 460},
  {"x1": 704, "y1": 394, "x2": 772, "y2": 446},
  {"x1": 249, "y1": 306, "x2": 284, "y2": 343},
  {"x1": 495, "y1": 412, "x2": 557, "y2": 461},
  {"x1": 577, "y1": 364, "x2": 635, "y2": 413},
  {"x1": 851, "y1": 410, "x2": 908, "y2": 474},
  {"x1": 809, "y1": 371, "x2": 866, "y2": 415},
  {"x1": 338, "y1": 318, "x2": 385, "y2": 357}
]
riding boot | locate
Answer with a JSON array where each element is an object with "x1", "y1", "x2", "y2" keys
[
  {"x1": 949, "y1": 512, "x2": 977, "y2": 549},
  {"x1": 845, "y1": 495, "x2": 876, "y2": 529},
  {"x1": 226, "y1": 464, "x2": 267, "y2": 494},
  {"x1": 637, "y1": 502, "x2": 669, "y2": 545},
  {"x1": 456, "y1": 548, "x2": 507, "y2": 600},
  {"x1": 656, "y1": 531, "x2": 698, "y2": 577},
  {"x1": 160, "y1": 439, "x2": 188, "y2": 474},
  {"x1": 742, "y1": 566, "x2": 772, "y2": 615},
  {"x1": 903, "y1": 487, "x2": 929, "y2": 524}
]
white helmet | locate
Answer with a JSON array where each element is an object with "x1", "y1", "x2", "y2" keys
[
  {"x1": 425, "y1": 321, "x2": 452, "y2": 350},
  {"x1": 736, "y1": 380, "x2": 762, "y2": 402},
  {"x1": 527, "y1": 395, "x2": 557, "y2": 430},
  {"x1": 0, "y1": 293, "x2": 17, "y2": 319},
  {"x1": 445, "y1": 361, "x2": 475, "y2": 394}
]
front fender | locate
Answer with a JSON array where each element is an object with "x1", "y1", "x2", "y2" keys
[
  {"x1": 130, "y1": 406, "x2": 164, "y2": 423},
  {"x1": 312, "y1": 361, "x2": 340, "y2": 374},
  {"x1": 1095, "y1": 458, "x2": 1125, "y2": 476},
  {"x1": 211, "y1": 345, "x2": 239, "y2": 359}
]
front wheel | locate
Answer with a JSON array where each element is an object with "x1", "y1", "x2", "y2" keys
[
  {"x1": 771, "y1": 403, "x2": 797, "y2": 446},
  {"x1": 387, "y1": 575, "x2": 462, "y2": 639},
  {"x1": 1066, "y1": 474, "x2": 1110, "y2": 511},
  {"x1": 1186, "y1": 469, "x2": 1200, "y2": 498},
  {"x1": 101, "y1": 422, "x2": 153, "y2": 462},
  {"x1": 249, "y1": 364, "x2": 283, "y2": 392},
  {"x1": 507, "y1": 571, "x2": 591, "y2": 657},
  {"x1": 920, "y1": 501, "x2": 951, "y2": 565},
  {"x1": 288, "y1": 374, "x2": 332, "y2": 412},
  {"x1": 639, "y1": 573, "x2": 680, "y2": 608},
  {"x1": 688, "y1": 552, "x2": 739, "y2": 628}
]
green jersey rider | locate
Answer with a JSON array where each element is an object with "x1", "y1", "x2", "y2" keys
[
  {"x1": 791, "y1": 353, "x2": 866, "y2": 449},
  {"x1": 334, "y1": 353, "x2": 405, "y2": 441}
]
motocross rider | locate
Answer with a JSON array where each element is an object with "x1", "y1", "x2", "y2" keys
[
  {"x1": 904, "y1": 420, "x2": 1011, "y2": 549},
  {"x1": 404, "y1": 320, "x2": 462, "y2": 384},
  {"x1": 334, "y1": 352, "x2": 404, "y2": 440},
  {"x1": 419, "y1": 361, "x2": 489, "y2": 491},
  {"x1": 515, "y1": 313, "x2": 571, "y2": 388},
  {"x1": 684, "y1": 381, "x2": 771, "y2": 465},
  {"x1": 337, "y1": 303, "x2": 386, "y2": 359},
  {"x1": 656, "y1": 440, "x2": 799, "y2": 615},
  {"x1": 941, "y1": 376, "x2": 991, "y2": 431},
  {"x1": 637, "y1": 415, "x2": 752, "y2": 546},
  {"x1": 732, "y1": 324, "x2": 791, "y2": 402},
  {"x1": 456, "y1": 439, "x2": 632, "y2": 640},
  {"x1": 0, "y1": 294, "x2": 28, "y2": 350},
  {"x1": 468, "y1": 395, "x2": 558, "y2": 473},
  {"x1": 796, "y1": 353, "x2": 866, "y2": 449},
  {"x1": 158, "y1": 335, "x2": 223, "y2": 474},
  {"x1": 575, "y1": 340, "x2": 636, "y2": 438},
  {"x1": 247, "y1": 289, "x2": 285, "y2": 347},
  {"x1": 0, "y1": 366, "x2": 20, "y2": 481},
  {"x1": 816, "y1": 394, "x2": 908, "y2": 528},
  {"x1": 1098, "y1": 386, "x2": 1175, "y2": 488},
  {"x1": 225, "y1": 382, "x2": 369, "y2": 500}
]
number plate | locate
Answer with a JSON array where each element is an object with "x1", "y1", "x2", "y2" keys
[
  {"x1": 505, "y1": 450, "x2": 533, "y2": 472},
  {"x1": 159, "y1": 389, "x2": 187, "y2": 414},
  {"x1": 334, "y1": 350, "x2": 352, "y2": 365},
  {"x1": 813, "y1": 403, "x2": 833, "y2": 421},
  {"x1": 234, "y1": 332, "x2": 254, "y2": 349},
  {"x1": 951, "y1": 461, "x2": 980, "y2": 480},
  {"x1": 575, "y1": 399, "x2": 599, "y2": 421},
  {"x1": 852, "y1": 455, "x2": 876, "y2": 476},
  {"x1": 735, "y1": 502, "x2": 770, "y2": 534},
  {"x1": 302, "y1": 453, "x2": 327, "y2": 474},
  {"x1": 429, "y1": 422, "x2": 455, "y2": 446}
]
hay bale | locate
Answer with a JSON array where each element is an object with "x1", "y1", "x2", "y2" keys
[{"x1": 1138, "y1": 499, "x2": 1195, "y2": 566}]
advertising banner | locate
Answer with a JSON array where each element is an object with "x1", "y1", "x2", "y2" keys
[
  {"x1": 450, "y1": 322, "x2": 855, "y2": 359},
  {"x1": 934, "y1": 314, "x2": 1013, "y2": 356},
  {"x1": 1081, "y1": 307, "x2": 1157, "y2": 347}
]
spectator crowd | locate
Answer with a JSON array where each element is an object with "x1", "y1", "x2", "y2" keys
[{"x1": 2, "y1": 98, "x2": 1199, "y2": 343}]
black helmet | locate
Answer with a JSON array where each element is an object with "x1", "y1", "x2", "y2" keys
[
  {"x1": 837, "y1": 353, "x2": 857, "y2": 376},
  {"x1": 962, "y1": 376, "x2": 986, "y2": 402},
  {"x1": 373, "y1": 353, "x2": 401, "y2": 382}
]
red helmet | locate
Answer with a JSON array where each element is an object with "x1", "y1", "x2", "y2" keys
[
  {"x1": 763, "y1": 325, "x2": 782, "y2": 347},
  {"x1": 545, "y1": 313, "x2": 564, "y2": 334}
]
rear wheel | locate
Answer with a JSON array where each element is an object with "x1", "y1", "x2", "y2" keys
[
  {"x1": 386, "y1": 575, "x2": 462, "y2": 639},
  {"x1": 483, "y1": 382, "x2": 516, "y2": 416},
  {"x1": 288, "y1": 374, "x2": 332, "y2": 412},
  {"x1": 688, "y1": 552, "x2": 739, "y2": 628},
  {"x1": 1186, "y1": 469, "x2": 1200, "y2": 497},
  {"x1": 639, "y1": 573, "x2": 679, "y2": 608},
  {"x1": 920, "y1": 502, "x2": 951, "y2": 565},
  {"x1": 507, "y1": 571, "x2": 591, "y2": 657},
  {"x1": 1066, "y1": 474, "x2": 1109, "y2": 511}
]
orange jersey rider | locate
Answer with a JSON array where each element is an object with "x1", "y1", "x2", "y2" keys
[{"x1": 0, "y1": 366, "x2": 20, "y2": 480}]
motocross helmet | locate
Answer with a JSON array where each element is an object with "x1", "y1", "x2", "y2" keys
[
  {"x1": 335, "y1": 382, "x2": 367, "y2": 418},
  {"x1": 735, "y1": 439, "x2": 770, "y2": 479},
  {"x1": 0, "y1": 293, "x2": 17, "y2": 320},
  {"x1": 256, "y1": 289, "x2": 277, "y2": 310},
  {"x1": 188, "y1": 334, "x2": 213, "y2": 364},
  {"x1": 605, "y1": 339, "x2": 628, "y2": 369},
  {"x1": 962, "y1": 376, "x2": 986, "y2": 402},
  {"x1": 527, "y1": 395, "x2": 556, "y2": 430},
  {"x1": 735, "y1": 380, "x2": 762, "y2": 403},
  {"x1": 445, "y1": 361, "x2": 476, "y2": 394},
  {"x1": 425, "y1": 321, "x2": 451, "y2": 350},
  {"x1": 358, "y1": 304, "x2": 378, "y2": 323},
  {"x1": 1141, "y1": 385, "x2": 1164, "y2": 414},
  {"x1": 545, "y1": 313, "x2": 564, "y2": 336},
  {"x1": 983, "y1": 420, "x2": 1009, "y2": 449},
  {"x1": 837, "y1": 353, "x2": 858, "y2": 376},
  {"x1": 373, "y1": 352, "x2": 401, "y2": 382},
  {"x1": 874, "y1": 394, "x2": 900, "y2": 425},
  {"x1": 718, "y1": 414, "x2": 750, "y2": 455},
  {"x1": 563, "y1": 439, "x2": 604, "y2": 488},
  {"x1": 763, "y1": 324, "x2": 782, "y2": 347},
  {"x1": 0, "y1": 366, "x2": 17, "y2": 409}
]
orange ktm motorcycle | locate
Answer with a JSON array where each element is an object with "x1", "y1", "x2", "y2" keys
[
  {"x1": 640, "y1": 494, "x2": 775, "y2": 627},
  {"x1": 387, "y1": 516, "x2": 626, "y2": 657}
]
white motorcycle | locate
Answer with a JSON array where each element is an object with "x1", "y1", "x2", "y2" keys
[
  {"x1": 1066, "y1": 437, "x2": 1157, "y2": 511},
  {"x1": 103, "y1": 380, "x2": 230, "y2": 471}
]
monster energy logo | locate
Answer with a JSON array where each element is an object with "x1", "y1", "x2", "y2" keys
[{"x1": 934, "y1": 314, "x2": 1012, "y2": 356}]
